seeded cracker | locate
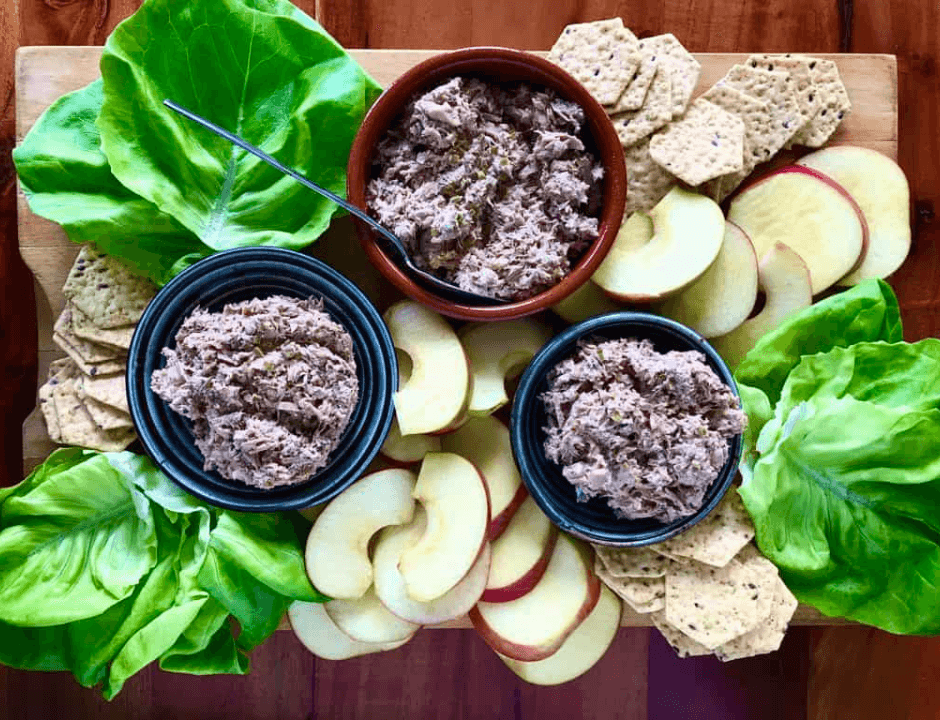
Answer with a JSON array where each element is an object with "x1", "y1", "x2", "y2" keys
[
  {"x1": 62, "y1": 244, "x2": 157, "y2": 329},
  {"x1": 609, "y1": 55, "x2": 660, "y2": 113},
  {"x1": 715, "y1": 576, "x2": 799, "y2": 661},
  {"x1": 548, "y1": 19, "x2": 640, "y2": 105},
  {"x1": 746, "y1": 54, "x2": 821, "y2": 129},
  {"x1": 701, "y1": 84, "x2": 786, "y2": 168},
  {"x1": 610, "y1": 64, "x2": 673, "y2": 147},
  {"x1": 53, "y1": 306, "x2": 123, "y2": 365},
  {"x1": 665, "y1": 557, "x2": 771, "y2": 649},
  {"x1": 789, "y1": 59, "x2": 851, "y2": 147},
  {"x1": 39, "y1": 381, "x2": 62, "y2": 443},
  {"x1": 69, "y1": 304, "x2": 135, "y2": 351},
  {"x1": 595, "y1": 543, "x2": 673, "y2": 578},
  {"x1": 50, "y1": 375, "x2": 135, "y2": 451},
  {"x1": 656, "y1": 490, "x2": 755, "y2": 567},
  {"x1": 623, "y1": 137, "x2": 677, "y2": 215},
  {"x1": 651, "y1": 33, "x2": 701, "y2": 117},
  {"x1": 649, "y1": 99, "x2": 745, "y2": 186},
  {"x1": 80, "y1": 373, "x2": 130, "y2": 414},
  {"x1": 596, "y1": 562, "x2": 667, "y2": 613},
  {"x1": 649, "y1": 611, "x2": 712, "y2": 657},
  {"x1": 720, "y1": 65, "x2": 802, "y2": 146},
  {"x1": 53, "y1": 332, "x2": 126, "y2": 377}
]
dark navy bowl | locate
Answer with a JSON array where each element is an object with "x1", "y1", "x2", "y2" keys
[
  {"x1": 510, "y1": 312, "x2": 742, "y2": 546},
  {"x1": 127, "y1": 247, "x2": 397, "y2": 512}
]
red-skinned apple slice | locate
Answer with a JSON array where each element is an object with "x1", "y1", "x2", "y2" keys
[
  {"x1": 657, "y1": 221, "x2": 759, "y2": 338},
  {"x1": 374, "y1": 506, "x2": 492, "y2": 624},
  {"x1": 305, "y1": 468, "x2": 416, "y2": 599},
  {"x1": 592, "y1": 187, "x2": 725, "y2": 302},
  {"x1": 469, "y1": 534, "x2": 602, "y2": 662},
  {"x1": 499, "y1": 584, "x2": 622, "y2": 685},
  {"x1": 711, "y1": 242, "x2": 813, "y2": 369},
  {"x1": 728, "y1": 166, "x2": 868, "y2": 294},
  {"x1": 796, "y1": 146, "x2": 911, "y2": 284},
  {"x1": 459, "y1": 319, "x2": 553, "y2": 416},
  {"x1": 551, "y1": 279, "x2": 627, "y2": 324},
  {"x1": 399, "y1": 452, "x2": 490, "y2": 602},
  {"x1": 440, "y1": 416, "x2": 526, "y2": 539},
  {"x1": 325, "y1": 586, "x2": 420, "y2": 644},
  {"x1": 481, "y1": 496, "x2": 559, "y2": 603},
  {"x1": 384, "y1": 300, "x2": 469, "y2": 435},
  {"x1": 288, "y1": 600, "x2": 411, "y2": 661}
]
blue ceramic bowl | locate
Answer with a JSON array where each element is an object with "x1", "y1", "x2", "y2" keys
[
  {"x1": 127, "y1": 247, "x2": 397, "y2": 512},
  {"x1": 510, "y1": 311, "x2": 742, "y2": 546}
]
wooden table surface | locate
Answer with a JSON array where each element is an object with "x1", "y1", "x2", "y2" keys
[{"x1": 1, "y1": 1, "x2": 938, "y2": 719}]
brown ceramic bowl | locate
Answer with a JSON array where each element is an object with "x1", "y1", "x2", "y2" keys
[{"x1": 347, "y1": 47, "x2": 627, "y2": 322}]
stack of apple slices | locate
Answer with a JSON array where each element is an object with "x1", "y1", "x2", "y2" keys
[{"x1": 570, "y1": 146, "x2": 910, "y2": 369}]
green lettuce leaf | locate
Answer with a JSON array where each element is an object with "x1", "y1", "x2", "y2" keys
[
  {"x1": 741, "y1": 396, "x2": 940, "y2": 634},
  {"x1": 735, "y1": 279, "x2": 902, "y2": 406},
  {"x1": 11, "y1": 80, "x2": 212, "y2": 285},
  {"x1": 97, "y1": 0, "x2": 381, "y2": 251},
  {"x1": 158, "y1": 598, "x2": 247, "y2": 675}
]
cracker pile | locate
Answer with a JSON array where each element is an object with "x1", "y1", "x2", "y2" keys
[
  {"x1": 549, "y1": 21, "x2": 851, "y2": 212},
  {"x1": 39, "y1": 245, "x2": 157, "y2": 452},
  {"x1": 592, "y1": 491, "x2": 798, "y2": 661}
]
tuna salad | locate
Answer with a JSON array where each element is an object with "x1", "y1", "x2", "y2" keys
[
  {"x1": 368, "y1": 76, "x2": 603, "y2": 301},
  {"x1": 151, "y1": 295, "x2": 359, "y2": 489},
  {"x1": 541, "y1": 338, "x2": 746, "y2": 523}
]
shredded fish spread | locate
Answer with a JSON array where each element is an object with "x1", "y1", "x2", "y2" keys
[
  {"x1": 151, "y1": 295, "x2": 359, "y2": 489},
  {"x1": 541, "y1": 338, "x2": 746, "y2": 523},
  {"x1": 368, "y1": 76, "x2": 603, "y2": 301}
]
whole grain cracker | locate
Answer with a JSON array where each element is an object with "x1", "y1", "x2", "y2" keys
[
  {"x1": 47, "y1": 357, "x2": 76, "y2": 381},
  {"x1": 83, "y1": 396, "x2": 134, "y2": 431},
  {"x1": 665, "y1": 557, "x2": 773, "y2": 649},
  {"x1": 51, "y1": 376, "x2": 135, "y2": 451},
  {"x1": 79, "y1": 373, "x2": 129, "y2": 414},
  {"x1": 701, "y1": 83, "x2": 790, "y2": 168},
  {"x1": 594, "y1": 543, "x2": 673, "y2": 578},
  {"x1": 54, "y1": 307, "x2": 123, "y2": 364},
  {"x1": 62, "y1": 245, "x2": 157, "y2": 329},
  {"x1": 720, "y1": 65, "x2": 802, "y2": 146},
  {"x1": 649, "y1": 610, "x2": 712, "y2": 657},
  {"x1": 788, "y1": 58, "x2": 851, "y2": 147},
  {"x1": 610, "y1": 64, "x2": 673, "y2": 147},
  {"x1": 715, "y1": 576, "x2": 799, "y2": 661},
  {"x1": 746, "y1": 54, "x2": 821, "y2": 128},
  {"x1": 623, "y1": 137, "x2": 677, "y2": 215},
  {"x1": 609, "y1": 56, "x2": 660, "y2": 113},
  {"x1": 649, "y1": 33, "x2": 702, "y2": 117},
  {"x1": 548, "y1": 19, "x2": 640, "y2": 105},
  {"x1": 649, "y1": 99, "x2": 745, "y2": 186},
  {"x1": 655, "y1": 490, "x2": 755, "y2": 567},
  {"x1": 70, "y1": 303, "x2": 135, "y2": 350},
  {"x1": 53, "y1": 332, "x2": 127, "y2": 377},
  {"x1": 596, "y1": 561, "x2": 666, "y2": 613}
]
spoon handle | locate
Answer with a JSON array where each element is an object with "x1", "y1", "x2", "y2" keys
[{"x1": 162, "y1": 99, "x2": 410, "y2": 266}]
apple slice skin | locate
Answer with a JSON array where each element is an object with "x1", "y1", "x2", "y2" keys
[
  {"x1": 469, "y1": 535, "x2": 602, "y2": 662},
  {"x1": 288, "y1": 601, "x2": 411, "y2": 661},
  {"x1": 728, "y1": 165, "x2": 869, "y2": 294},
  {"x1": 305, "y1": 468, "x2": 416, "y2": 600},
  {"x1": 399, "y1": 452, "x2": 491, "y2": 602},
  {"x1": 499, "y1": 585, "x2": 622, "y2": 685},
  {"x1": 324, "y1": 586, "x2": 420, "y2": 644},
  {"x1": 440, "y1": 416, "x2": 525, "y2": 540},
  {"x1": 481, "y1": 496, "x2": 559, "y2": 603},
  {"x1": 551, "y1": 279, "x2": 626, "y2": 324},
  {"x1": 374, "y1": 509, "x2": 492, "y2": 625},
  {"x1": 796, "y1": 146, "x2": 911, "y2": 284}
]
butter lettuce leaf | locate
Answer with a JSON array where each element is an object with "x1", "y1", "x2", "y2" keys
[
  {"x1": 98, "y1": 0, "x2": 381, "y2": 251},
  {"x1": 12, "y1": 80, "x2": 212, "y2": 285}
]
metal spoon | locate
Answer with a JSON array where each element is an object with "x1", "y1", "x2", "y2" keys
[{"x1": 163, "y1": 100, "x2": 505, "y2": 306}]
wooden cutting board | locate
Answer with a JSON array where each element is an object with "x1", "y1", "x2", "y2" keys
[{"x1": 15, "y1": 46, "x2": 898, "y2": 628}]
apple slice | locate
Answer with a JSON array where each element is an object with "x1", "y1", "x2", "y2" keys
[
  {"x1": 657, "y1": 221, "x2": 759, "y2": 338},
  {"x1": 592, "y1": 187, "x2": 725, "y2": 302},
  {"x1": 469, "y1": 534, "x2": 601, "y2": 662},
  {"x1": 325, "y1": 586, "x2": 420, "y2": 644},
  {"x1": 499, "y1": 584, "x2": 622, "y2": 685},
  {"x1": 399, "y1": 452, "x2": 490, "y2": 602},
  {"x1": 305, "y1": 468, "x2": 416, "y2": 599},
  {"x1": 727, "y1": 166, "x2": 868, "y2": 294},
  {"x1": 711, "y1": 242, "x2": 813, "y2": 369},
  {"x1": 482, "y1": 496, "x2": 559, "y2": 603},
  {"x1": 384, "y1": 300, "x2": 469, "y2": 435},
  {"x1": 381, "y1": 417, "x2": 442, "y2": 464},
  {"x1": 374, "y1": 506, "x2": 492, "y2": 624},
  {"x1": 458, "y1": 319, "x2": 553, "y2": 416},
  {"x1": 551, "y1": 279, "x2": 626, "y2": 324},
  {"x1": 288, "y1": 601, "x2": 411, "y2": 661},
  {"x1": 440, "y1": 416, "x2": 526, "y2": 539},
  {"x1": 796, "y1": 146, "x2": 911, "y2": 284}
]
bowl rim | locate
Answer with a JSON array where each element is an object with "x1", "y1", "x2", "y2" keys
[
  {"x1": 510, "y1": 311, "x2": 743, "y2": 546},
  {"x1": 347, "y1": 46, "x2": 627, "y2": 322},
  {"x1": 126, "y1": 246, "x2": 397, "y2": 512}
]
